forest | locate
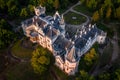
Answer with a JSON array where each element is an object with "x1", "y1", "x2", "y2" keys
[{"x1": 80, "y1": 0, "x2": 120, "y2": 22}]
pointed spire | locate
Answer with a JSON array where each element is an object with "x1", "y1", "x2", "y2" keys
[
  {"x1": 67, "y1": 45, "x2": 76, "y2": 62},
  {"x1": 61, "y1": 14, "x2": 63, "y2": 19},
  {"x1": 39, "y1": 5, "x2": 42, "y2": 8},
  {"x1": 55, "y1": 11, "x2": 60, "y2": 17}
]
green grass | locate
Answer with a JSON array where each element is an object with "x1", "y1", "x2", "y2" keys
[
  {"x1": 6, "y1": 62, "x2": 53, "y2": 80},
  {"x1": 53, "y1": 65, "x2": 69, "y2": 80},
  {"x1": 64, "y1": 11, "x2": 86, "y2": 25},
  {"x1": 11, "y1": 40, "x2": 33, "y2": 59},
  {"x1": 118, "y1": 40, "x2": 120, "y2": 48},
  {"x1": 0, "y1": 54, "x2": 6, "y2": 73},
  {"x1": 116, "y1": 24, "x2": 120, "y2": 38},
  {"x1": 73, "y1": 4, "x2": 93, "y2": 17},
  {"x1": 99, "y1": 42, "x2": 113, "y2": 67}
]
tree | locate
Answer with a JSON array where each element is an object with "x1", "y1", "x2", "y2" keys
[
  {"x1": 116, "y1": 7, "x2": 120, "y2": 20},
  {"x1": 99, "y1": 6, "x2": 104, "y2": 19},
  {"x1": 80, "y1": 0, "x2": 85, "y2": 4},
  {"x1": 59, "y1": 0, "x2": 69, "y2": 9},
  {"x1": 104, "y1": 0, "x2": 112, "y2": 7},
  {"x1": 7, "y1": 0, "x2": 18, "y2": 8},
  {"x1": 20, "y1": 8, "x2": 28, "y2": 18},
  {"x1": 0, "y1": 19, "x2": 16, "y2": 49},
  {"x1": 76, "y1": 70, "x2": 95, "y2": 80},
  {"x1": 114, "y1": 69, "x2": 120, "y2": 80},
  {"x1": 31, "y1": 46, "x2": 50, "y2": 75},
  {"x1": 117, "y1": 0, "x2": 120, "y2": 4},
  {"x1": 0, "y1": 0, "x2": 5, "y2": 9},
  {"x1": 28, "y1": 5, "x2": 34, "y2": 15},
  {"x1": 92, "y1": 11, "x2": 100, "y2": 22},
  {"x1": 98, "y1": 72, "x2": 110, "y2": 80},
  {"x1": 80, "y1": 70, "x2": 89, "y2": 79},
  {"x1": 8, "y1": 5, "x2": 19, "y2": 17},
  {"x1": 45, "y1": 0, "x2": 54, "y2": 12},
  {"x1": 106, "y1": 7, "x2": 112, "y2": 20},
  {"x1": 87, "y1": 0, "x2": 97, "y2": 10},
  {"x1": 84, "y1": 48, "x2": 97, "y2": 66},
  {"x1": 54, "y1": 0, "x2": 60, "y2": 10}
]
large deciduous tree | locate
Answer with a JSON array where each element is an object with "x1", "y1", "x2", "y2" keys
[
  {"x1": 20, "y1": 8, "x2": 28, "y2": 18},
  {"x1": 31, "y1": 46, "x2": 50, "y2": 75},
  {"x1": 0, "y1": 19, "x2": 16, "y2": 49},
  {"x1": 84, "y1": 48, "x2": 97, "y2": 66},
  {"x1": 116, "y1": 7, "x2": 120, "y2": 20},
  {"x1": 0, "y1": 0, "x2": 5, "y2": 9},
  {"x1": 54, "y1": 0, "x2": 60, "y2": 10},
  {"x1": 106, "y1": 7, "x2": 112, "y2": 20},
  {"x1": 92, "y1": 11, "x2": 100, "y2": 22}
]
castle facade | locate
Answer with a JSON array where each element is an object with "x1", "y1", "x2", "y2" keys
[{"x1": 21, "y1": 5, "x2": 107, "y2": 75}]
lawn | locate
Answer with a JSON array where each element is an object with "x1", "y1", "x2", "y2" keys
[
  {"x1": 73, "y1": 4, "x2": 93, "y2": 17},
  {"x1": 11, "y1": 40, "x2": 33, "y2": 59},
  {"x1": 6, "y1": 62, "x2": 53, "y2": 80},
  {"x1": 99, "y1": 42, "x2": 113, "y2": 67},
  {"x1": 64, "y1": 11, "x2": 86, "y2": 25},
  {"x1": 53, "y1": 65, "x2": 69, "y2": 80}
]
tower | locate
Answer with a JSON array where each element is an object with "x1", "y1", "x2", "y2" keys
[
  {"x1": 64, "y1": 43, "x2": 79, "y2": 75},
  {"x1": 59, "y1": 14, "x2": 65, "y2": 30},
  {"x1": 34, "y1": 5, "x2": 46, "y2": 16}
]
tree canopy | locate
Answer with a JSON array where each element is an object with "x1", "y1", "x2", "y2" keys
[
  {"x1": 31, "y1": 46, "x2": 50, "y2": 75},
  {"x1": 0, "y1": 19, "x2": 16, "y2": 49},
  {"x1": 81, "y1": 0, "x2": 120, "y2": 22}
]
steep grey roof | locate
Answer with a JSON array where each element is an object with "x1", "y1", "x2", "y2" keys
[
  {"x1": 44, "y1": 25, "x2": 58, "y2": 39},
  {"x1": 53, "y1": 35, "x2": 72, "y2": 51},
  {"x1": 32, "y1": 16, "x2": 47, "y2": 29},
  {"x1": 22, "y1": 18, "x2": 33, "y2": 27},
  {"x1": 75, "y1": 37, "x2": 87, "y2": 50},
  {"x1": 66, "y1": 46, "x2": 79, "y2": 62},
  {"x1": 30, "y1": 31, "x2": 38, "y2": 37}
]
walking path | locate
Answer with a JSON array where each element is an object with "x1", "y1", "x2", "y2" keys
[{"x1": 63, "y1": 1, "x2": 90, "y2": 27}]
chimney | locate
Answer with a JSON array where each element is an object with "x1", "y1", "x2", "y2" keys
[
  {"x1": 84, "y1": 31, "x2": 86, "y2": 35},
  {"x1": 75, "y1": 35, "x2": 77, "y2": 39},
  {"x1": 89, "y1": 24, "x2": 91, "y2": 28},
  {"x1": 69, "y1": 39, "x2": 72, "y2": 42},
  {"x1": 89, "y1": 28, "x2": 91, "y2": 31},
  {"x1": 80, "y1": 31, "x2": 82, "y2": 34},
  {"x1": 72, "y1": 41, "x2": 75, "y2": 45},
  {"x1": 80, "y1": 34, "x2": 82, "y2": 38},
  {"x1": 92, "y1": 25, "x2": 94, "y2": 28}
]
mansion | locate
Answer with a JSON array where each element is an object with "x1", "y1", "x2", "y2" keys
[{"x1": 21, "y1": 5, "x2": 107, "y2": 75}]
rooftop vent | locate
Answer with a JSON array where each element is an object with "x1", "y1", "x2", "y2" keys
[
  {"x1": 80, "y1": 34, "x2": 82, "y2": 38},
  {"x1": 89, "y1": 24, "x2": 91, "y2": 28},
  {"x1": 89, "y1": 28, "x2": 91, "y2": 31},
  {"x1": 72, "y1": 41, "x2": 75, "y2": 45},
  {"x1": 92, "y1": 25, "x2": 94, "y2": 28},
  {"x1": 84, "y1": 31, "x2": 86, "y2": 34},
  {"x1": 75, "y1": 35, "x2": 77, "y2": 39},
  {"x1": 69, "y1": 39, "x2": 72, "y2": 42}
]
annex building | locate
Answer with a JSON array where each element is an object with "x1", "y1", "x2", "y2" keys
[{"x1": 21, "y1": 5, "x2": 107, "y2": 75}]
